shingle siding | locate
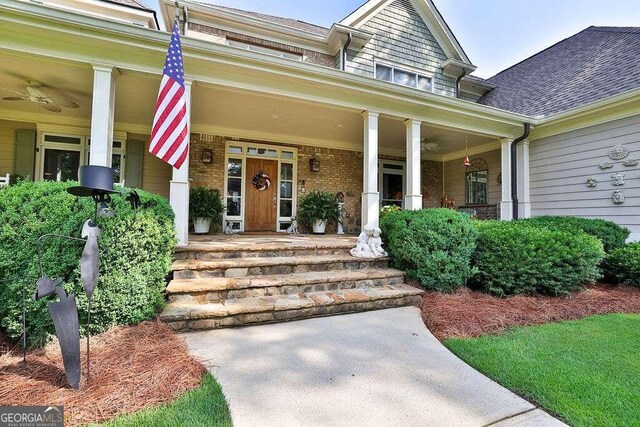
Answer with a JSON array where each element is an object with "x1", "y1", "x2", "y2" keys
[
  {"x1": 346, "y1": 0, "x2": 456, "y2": 97},
  {"x1": 530, "y1": 114, "x2": 640, "y2": 236}
]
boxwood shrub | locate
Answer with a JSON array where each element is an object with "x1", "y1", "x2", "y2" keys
[
  {"x1": 519, "y1": 216, "x2": 629, "y2": 253},
  {"x1": 0, "y1": 181, "x2": 175, "y2": 347},
  {"x1": 380, "y1": 208, "x2": 477, "y2": 292},
  {"x1": 602, "y1": 243, "x2": 640, "y2": 287},
  {"x1": 471, "y1": 221, "x2": 604, "y2": 296}
]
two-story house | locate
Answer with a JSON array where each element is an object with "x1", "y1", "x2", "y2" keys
[{"x1": 0, "y1": 0, "x2": 638, "y2": 244}]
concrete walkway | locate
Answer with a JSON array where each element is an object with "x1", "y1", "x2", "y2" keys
[{"x1": 184, "y1": 307, "x2": 566, "y2": 427}]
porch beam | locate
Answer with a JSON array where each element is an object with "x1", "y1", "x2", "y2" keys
[
  {"x1": 170, "y1": 80, "x2": 192, "y2": 247},
  {"x1": 89, "y1": 65, "x2": 116, "y2": 167},
  {"x1": 404, "y1": 119, "x2": 422, "y2": 210},
  {"x1": 500, "y1": 138, "x2": 513, "y2": 220},
  {"x1": 517, "y1": 140, "x2": 531, "y2": 218},
  {"x1": 362, "y1": 111, "x2": 380, "y2": 228}
]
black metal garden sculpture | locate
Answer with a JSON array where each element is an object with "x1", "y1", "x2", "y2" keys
[{"x1": 24, "y1": 165, "x2": 140, "y2": 389}]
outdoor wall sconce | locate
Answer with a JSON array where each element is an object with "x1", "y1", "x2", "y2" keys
[
  {"x1": 309, "y1": 158, "x2": 320, "y2": 172},
  {"x1": 23, "y1": 165, "x2": 140, "y2": 389},
  {"x1": 300, "y1": 179, "x2": 306, "y2": 193},
  {"x1": 202, "y1": 148, "x2": 213, "y2": 164}
]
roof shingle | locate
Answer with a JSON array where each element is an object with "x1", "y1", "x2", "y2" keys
[{"x1": 479, "y1": 26, "x2": 640, "y2": 117}]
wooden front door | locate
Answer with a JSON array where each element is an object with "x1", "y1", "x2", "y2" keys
[{"x1": 245, "y1": 158, "x2": 278, "y2": 231}]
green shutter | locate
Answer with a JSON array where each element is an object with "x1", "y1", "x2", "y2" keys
[
  {"x1": 125, "y1": 140, "x2": 144, "y2": 188},
  {"x1": 13, "y1": 130, "x2": 36, "y2": 179}
]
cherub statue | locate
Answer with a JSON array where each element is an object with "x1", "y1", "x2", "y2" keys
[
  {"x1": 368, "y1": 226, "x2": 388, "y2": 258},
  {"x1": 351, "y1": 224, "x2": 375, "y2": 258}
]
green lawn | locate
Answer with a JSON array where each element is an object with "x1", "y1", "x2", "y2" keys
[
  {"x1": 444, "y1": 314, "x2": 640, "y2": 427},
  {"x1": 98, "y1": 374, "x2": 232, "y2": 427}
]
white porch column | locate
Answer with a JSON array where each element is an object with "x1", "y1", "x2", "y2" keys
[
  {"x1": 500, "y1": 138, "x2": 513, "y2": 220},
  {"x1": 517, "y1": 140, "x2": 531, "y2": 218},
  {"x1": 362, "y1": 111, "x2": 380, "y2": 228},
  {"x1": 89, "y1": 65, "x2": 116, "y2": 167},
  {"x1": 170, "y1": 80, "x2": 192, "y2": 247},
  {"x1": 404, "y1": 119, "x2": 422, "y2": 210}
]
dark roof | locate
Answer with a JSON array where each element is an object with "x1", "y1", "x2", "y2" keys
[
  {"x1": 100, "y1": 0, "x2": 153, "y2": 12},
  {"x1": 209, "y1": 4, "x2": 330, "y2": 37},
  {"x1": 479, "y1": 27, "x2": 640, "y2": 117}
]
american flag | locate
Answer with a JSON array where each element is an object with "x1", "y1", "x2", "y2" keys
[{"x1": 149, "y1": 18, "x2": 188, "y2": 169}]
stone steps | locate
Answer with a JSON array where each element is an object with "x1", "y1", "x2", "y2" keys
[
  {"x1": 160, "y1": 285, "x2": 423, "y2": 331},
  {"x1": 167, "y1": 268, "x2": 406, "y2": 303},
  {"x1": 172, "y1": 254, "x2": 390, "y2": 279}
]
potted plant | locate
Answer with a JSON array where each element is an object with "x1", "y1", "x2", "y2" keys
[
  {"x1": 297, "y1": 190, "x2": 340, "y2": 234},
  {"x1": 189, "y1": 186, "x2": 224, "y2": 234}
]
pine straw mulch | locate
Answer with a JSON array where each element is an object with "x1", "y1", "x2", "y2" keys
[
  {"x1": 421, "y1": 284, "x2": 640, "y2": 340},
  {"x1": 0, "y1": 321, "x2": 206, "y2": 426}
]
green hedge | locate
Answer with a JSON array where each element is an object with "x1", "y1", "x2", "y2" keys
[
  {"x1": 471, "y1": 221, "x2": 604, "y2": 296},
  {"x1": 380, "y1": 208, "x2": 477, "y2": 292},
  {"x1": 520, "y1": 216, "x2": 629, "y2": 253},
  {"x1": 602, "y1": 243, "x2": 640, "y2": 287},
  {"x1": 0, "y1": 181, "x2": 175, "y2": 347}
]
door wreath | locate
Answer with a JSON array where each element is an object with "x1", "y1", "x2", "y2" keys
[{"x1": 252, "y1": 172, "x2": 272, "y2": 191}]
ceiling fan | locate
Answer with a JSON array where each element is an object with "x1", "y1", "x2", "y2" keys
[{"x1": 1, "y1": 81, "x2": 79, "y2": 113}]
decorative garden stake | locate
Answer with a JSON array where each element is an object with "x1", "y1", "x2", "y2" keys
[{"x1": 23, "y1": 165, "x2": 140, "y2": 389}]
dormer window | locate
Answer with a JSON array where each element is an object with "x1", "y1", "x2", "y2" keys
[
  {"x1": 375, "y1": 63, "x2": 433, "y2": 92},
  {"x1": 226, "y1": 39, "x2": 303, "y2": 61}
]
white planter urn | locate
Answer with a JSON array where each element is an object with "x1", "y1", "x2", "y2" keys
[
  {"x1": 193, "y1": 218, "x2": 212, "y2": 234},
  {"x1": 312, "y1": 219, "x2": 327, "y2": 234}
]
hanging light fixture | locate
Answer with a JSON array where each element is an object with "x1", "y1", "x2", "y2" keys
[{"x1": 463, "y1": 136, "x2": 471, "y2": 167}]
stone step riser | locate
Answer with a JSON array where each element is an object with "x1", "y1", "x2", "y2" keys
[
  {"x1": 165, "y1": 295, "x2": 422, "y2": 332},
  {"x1": 173, "y1": 259, "x2": 390, "y2": 280},
  {"x1": 174, "y1": 248, "x2": 352, "y2": 260},
  {"x1": 168, "y1": 275, "x2": 405, "y2": 303}
]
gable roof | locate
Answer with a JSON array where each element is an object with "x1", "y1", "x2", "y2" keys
[
  {"x1": 340, "y1": 0, "x2": 473, "y2": 65},
  {"x1": 480, "y1": 26, "x2": 640, "y2": 117},
  {"x1": 208, "y1": 4, "x2": 330, "y2": 37}
]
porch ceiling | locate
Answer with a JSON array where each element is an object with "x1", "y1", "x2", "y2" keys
[{"x1": 0, "y1": 53, "x2": 497, "y2": 159}]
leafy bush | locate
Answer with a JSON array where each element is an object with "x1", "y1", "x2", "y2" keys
[
  {"x1": 0, "y1": 181, "x2": 175, "y2": 347},
  {"x1": 189, "y1": 186, "x2": 224, "y2": 223},
  {"x1": 602, "y1": 243, "x2": 640, "y2": 287},
  {"x1": 380, "y1": 208, "x2": 477, "y2": 292},
  {"x1": 380, "y1": 204, "x2": 401, "y2": 220},
  {"x1": 471, "y1": 221, "x2": 604, "y2": 296},
  {"x1": 520, "y1": 216, "x2": 629, "y2": 253}
]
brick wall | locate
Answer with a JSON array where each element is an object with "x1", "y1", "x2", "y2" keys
[
  {"x1": 189, "y1": 23, "x2": 335, "y2": 68},
  {"x1": 188, "y1": 133, "x2": 446, "y2": 233}
]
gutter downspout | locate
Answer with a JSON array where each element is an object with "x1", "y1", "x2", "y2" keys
[
  {"x1": 511, "y1": 122, "x2": 531, "y2": 220},
  {"x1": 455, "y1": 69, "x2": 467, "y2": 98},
  {"x1": 342, "y1": 32, "x2": 352, "y2": 71}
]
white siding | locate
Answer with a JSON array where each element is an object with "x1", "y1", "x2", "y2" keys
[{"x1": 530, "y1": 115, "x2": 640, "y2": 239}]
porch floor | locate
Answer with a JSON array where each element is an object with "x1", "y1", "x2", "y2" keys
[{"x1": 179, "y1": 234, "x2": 357, "y2": 252}]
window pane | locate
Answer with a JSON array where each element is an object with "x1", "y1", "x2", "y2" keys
[
  {"x1": 44, "y1": 135, "x2": 82, "y2": 145},
  {"x1": 281, "y1": 151, "x2": 294, "y2": 159},
  {"x1": 375, "y1": 64, "x2": 392, "y2": 82},
  {"x1": 280, "y1": 181, "x2": 293, "y2": 199},
  {"x1": 228, "y1": 146, "x2": 243, "y2": 154},
  {"x1": 394, "y1": 69, "x2": 416, "y2": 88},
  {"x1": 279, "y1": 222, "x2": 292, "y2": 231},
  {"x1": 227, "y1": 178, "x2": 241, "y2": 196},
  {"x1": 43, "y1": 149, "x2": 80, "y2": 181},
  {"x1": 466, "y1": 170, "x2": 488, "y2": 204},
  {"x1": 383, "y1": 163, "x2": 403, "y2": 170},
  {"x1": 280, "y1": 163, "x2": 293, "y2": 180},
  {"x1": 382, "y1": 173, "x2": 403, "y2": 201},
  {"x1": 226, "y1": 198, "x2": 241, "y2": 216},
  {"x1": 113, "y1": 141, "x2": 122, "y2": 149},
  {"x1": 228, "y1": 159, "x2": 242, "y2": 177},
  {"x1": 279, "y1": 200, "x2": 293, "y2": 217},
  {"x1": 247, "y1": 147, "x2": 277, "y2": 157},
  {"x1": 417, "y1": 75, "x2": 432, "y2": 92},
  {"x1": 112, "y1": 153, "x2": 122, "y2": 183}
]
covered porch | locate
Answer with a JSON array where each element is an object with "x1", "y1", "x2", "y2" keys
[{"x1": 0, "y1": 1, "x2": 532, "y2": 245}]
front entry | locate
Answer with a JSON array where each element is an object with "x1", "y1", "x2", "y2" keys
[{"x1": 245, "y1": 158, "x2": 278, "y2": 231}]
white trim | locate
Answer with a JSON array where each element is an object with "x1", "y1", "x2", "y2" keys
[
  {"x1": 223, "y1": 140, "x2": 298, "y2": 233},
  {"x1": 373, "y1": 59, "x2": 435, "y2": 94}
]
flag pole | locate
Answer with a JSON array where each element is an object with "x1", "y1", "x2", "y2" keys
[{"x1": 175, "y1": 1, "x2": 180, "y2": 20}]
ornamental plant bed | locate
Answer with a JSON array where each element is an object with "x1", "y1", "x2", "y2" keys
[
  {"x1": 0, "y1": 321, "x2": 205, "y2": 426},
  {"x1": 421, "y1": 284, "x2": 640, "y2": 340}
]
